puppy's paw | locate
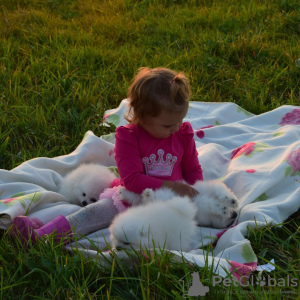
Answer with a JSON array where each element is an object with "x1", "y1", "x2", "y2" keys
[
  {"x1": 141, "y1": 188, "x2": 155, "y2": 203},
  {"x1": 118, "y1": 187, "x2": 126, "y2": 200},
  {"x1": 118, "y1": 187, "x2": 141, "y2": 206}
]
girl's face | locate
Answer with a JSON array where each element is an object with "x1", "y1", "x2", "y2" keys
[{"x1": 140, "y1": 108, "x2": 187, "y2": 139}]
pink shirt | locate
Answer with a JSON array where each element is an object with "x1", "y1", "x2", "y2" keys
[{"x1": 114, "y1": 122, "x2": 203, "y2": 193}]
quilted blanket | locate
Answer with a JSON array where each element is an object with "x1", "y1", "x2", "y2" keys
[{"x1": 1, "y1": 99, "x2": 299, "y2": 277}]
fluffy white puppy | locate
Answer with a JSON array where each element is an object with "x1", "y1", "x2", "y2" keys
[
  {"x1": 119, "y1": 180, "x2": 239, "y2": 229},
  {"x1": 109, "y1": 196, "x2": 197, "y2": 251},
  {"x1": 58, "y1": 163, "x2": 117, "y2": 206}
]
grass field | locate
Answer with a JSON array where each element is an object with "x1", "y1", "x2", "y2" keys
[{"x1": 0, "y1": 0, "x2": 299, "y2": 298}]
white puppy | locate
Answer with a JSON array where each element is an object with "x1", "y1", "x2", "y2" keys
[
  {"x1": 119, "y1": 180, "x2": 239, "y2": 229},
  {"x1": 58, "y1": 163, "x2": 117, "y2": 206},
  {"x1": 109, "y1": 196, "x2": 197, "y2": 252}
]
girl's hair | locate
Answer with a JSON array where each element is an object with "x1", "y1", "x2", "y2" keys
[{"x1": 126, "y1": 67, "x2": 190, "y2": 124}]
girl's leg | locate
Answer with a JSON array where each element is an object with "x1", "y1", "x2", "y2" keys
[
  {"x1": 11, "y1": 215, "x2": 72, "y2": 244},
  {"x1": 66, "y1": 197, "x2": 118, "y2": 236},
  {"x1": 11, "y1": 198, "x2": 118, "y2": 244}
]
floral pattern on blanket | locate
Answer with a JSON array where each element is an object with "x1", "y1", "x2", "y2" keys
[
  {"x1": 285, "y1": 148, "x2": 300, "y2": 176},
  {"x1": 231, "y1": 142, "x2": 270, "y2": 159},
  {"x1": 195, "y1": 125, "x2": 215, "y2": 139},
  {"x1": 229, "y1": 261, "x2": 257, "y2": 280},
  {"x1": 195, "y1": 121, "x2": 221, "y2": 139},
  {"x1": 279, "y1": 109, "x2": 300, "y2": 125},
  {"x1": 0, "y1": 192, "x2": 42, "y2": 208}
]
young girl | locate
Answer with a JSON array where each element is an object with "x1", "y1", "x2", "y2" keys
[
  {"x1": 11, "y1": 67, "x2": 203, "y2": 244},
  {"x1": 115, "y1": 67, "x2": 203, "y2": 197}
]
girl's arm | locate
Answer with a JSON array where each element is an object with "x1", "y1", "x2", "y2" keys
[{"x1": 161, "y1": 180, "x2": 199, "y2": 198}]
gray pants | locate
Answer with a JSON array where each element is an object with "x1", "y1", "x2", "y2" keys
[{"x1": 66, "y1": 198, "x2": 118, "y2": 236}]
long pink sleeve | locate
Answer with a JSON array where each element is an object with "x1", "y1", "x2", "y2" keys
[{"x1": 114, "y1": 126, "x2": 163, "y2": 193}]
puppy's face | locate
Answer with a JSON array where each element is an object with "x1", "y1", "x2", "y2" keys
[{"x1": 74, "y1": 177, "x2": 107, "y2": 206}]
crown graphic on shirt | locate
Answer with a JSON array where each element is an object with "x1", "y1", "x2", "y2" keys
[{"x1": 142, "y1": 149, "x2": 177, "y2": 177}]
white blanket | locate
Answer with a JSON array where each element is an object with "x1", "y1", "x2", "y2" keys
[{"x1": 1, "y1": 100, "x2": 300, "y2": 277}]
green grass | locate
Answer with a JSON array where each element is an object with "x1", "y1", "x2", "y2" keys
[{"x1": 0, "y1": 0, "x2": 299, "y2": 298}]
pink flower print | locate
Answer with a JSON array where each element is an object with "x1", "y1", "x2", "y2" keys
[
  {"x1": 195, "y1": 125, "x2": 214, "y2": 139},
  {"x1": 246, "y1": 169, "x2": 256, "y2": 173},
  {"x1": 103, "y1": 114, "x2": 109, "y2": 122},
  {"x1": 286, "y1": 148, "x2": 300, "y2": 174},
  {"x1": 279, "y1": 109, "x2": 300, "y2": 125},
  {"x1": 229, "y1": 261, "x2": 257, "y2": 280},
  {"x1": 231, "y1": 142, "x2": 256, "y2": 159},
  {"x1": 1, "y1": 198, "x2": 16, "y2": 203},
  {"x1": 196, "y1": 130, "x2": 205, "y2": 139}
]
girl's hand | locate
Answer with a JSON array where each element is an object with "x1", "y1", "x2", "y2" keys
[{"x1": 162, "y1": 181, "x2": 198, "y2": 198}]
